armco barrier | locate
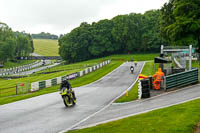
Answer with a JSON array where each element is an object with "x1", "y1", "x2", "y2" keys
[
  {"x1": 165, "y1": 68, "x2": 198, "y2": 89},
  {"x1": 30, "y1": 60, "x2": 111, "y2": 91}
]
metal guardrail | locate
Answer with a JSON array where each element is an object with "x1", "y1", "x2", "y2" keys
[
  {"x1": 17, "y1": 56, "x2": 62, "y2": 60},
  {"x1": 165, "y1": 68, "x2": 198, "y2": 89}
]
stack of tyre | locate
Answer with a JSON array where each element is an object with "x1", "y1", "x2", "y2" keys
[{"x1": 141, "y1": 79, "x2": 150, "y2": 98}]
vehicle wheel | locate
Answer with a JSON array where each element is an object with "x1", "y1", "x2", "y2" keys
[{"x1": 63, "y1": 96, "x2": 70, "y2": 107}]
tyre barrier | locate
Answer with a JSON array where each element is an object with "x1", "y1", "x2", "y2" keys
[
  {"x1": 30, "y1": 60, "x2": 111, "y2": 92},
  {"x1": 138, "y1": 78, "x2": 151, "y2": 99}
]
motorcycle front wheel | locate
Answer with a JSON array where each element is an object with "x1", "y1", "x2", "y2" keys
[{"x1": 63, "y1": 95, "x2": 70, "y2": 107}]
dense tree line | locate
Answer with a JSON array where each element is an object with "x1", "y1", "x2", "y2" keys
[
  {"x1": 161, "y1": 0, "x2": 200, "y2": 51},
  {"x1": 0, "y1": 22, "x2": 34, "y2": 64},
  {"x1": 59, "y1": 10, "x2": 163, "y2": 62},
  {"x1": 59, "y1": 0, "x2": 200, "y2": 63},
  {"x1": 31, "y1": 32, "x2": 58, "y2": 40}
]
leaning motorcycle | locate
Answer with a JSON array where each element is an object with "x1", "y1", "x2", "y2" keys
[{"x1": 60, "y1": 87, "x2": 76, "y2": 107}]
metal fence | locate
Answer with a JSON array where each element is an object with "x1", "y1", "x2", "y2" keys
[{"x1": 165, "y1": 68, "x2": 199, "y2": 89}]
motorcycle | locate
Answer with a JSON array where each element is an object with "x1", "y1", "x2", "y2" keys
[
  {"x1": 60, "y1": 87, "x2": 76, "y2": 107},
  {"x1": 130, "y1": 66, "x2": 134, "y2": 74}
]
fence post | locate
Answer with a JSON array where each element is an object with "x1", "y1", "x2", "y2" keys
[
  {"x1": 16, "y1": 85, "x2": 18, "y2": 95},
  {"x1": 164, "y1": 76, "x2": 166, "y2": 91}
]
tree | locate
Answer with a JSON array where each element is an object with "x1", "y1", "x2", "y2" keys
[
  {"x1": 31, "y1": 32, "x2": 58, "y2": 40},
  {"x1": 161, "y1": 0, "x2": 200, "y2": 50},
  {"x1": 59, "y1": 10, "x2": 163, "y2": 62},
  {"x1": 0, "y1": 22, "x2": 34, "y2": 64},
  {"x1": 142, "y1": 10, "x2": 162, "y2": 52}
]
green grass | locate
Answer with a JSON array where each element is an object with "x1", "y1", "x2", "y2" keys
[
  {"x1": 33, "y1": 39, "x2": 59, "y2": 56},
  {"x1": 2, "y1": 60, "x2": 35, "y2": 69},
  {"x1": 115, "y1": 61, "x2": 159, "y2": 103},
  {"x1": 0, "y1": 61, "x2": 122, "y2": 105},
  {"x1": 68, "y1": 98, "x2": 200, "y2": 133}
]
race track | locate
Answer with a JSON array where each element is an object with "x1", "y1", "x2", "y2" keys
[{"x1": 0, "y1": 62, "x2": 143, "y2": 133}]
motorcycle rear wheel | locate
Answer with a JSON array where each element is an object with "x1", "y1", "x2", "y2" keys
[{"x1": 72, "y1": 97, "x2": 76, "y2": 105}]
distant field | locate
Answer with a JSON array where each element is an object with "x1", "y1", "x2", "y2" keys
[{"x1": 33, "y1": 39, "x2": 59, "y2": 56}]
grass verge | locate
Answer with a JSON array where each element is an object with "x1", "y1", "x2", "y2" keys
[
  {"x1": 0, "y1": 61, "x2": 122, "y2": 105},
  {"x1": 68, "y1": 98, "x2": 200, "y2": 133}
]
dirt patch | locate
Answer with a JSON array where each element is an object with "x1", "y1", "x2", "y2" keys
[{"x1": 194, "y1": 121, "x2": 200, "y2": 133}]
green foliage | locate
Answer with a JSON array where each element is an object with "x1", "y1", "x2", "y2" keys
[
  {"x1": 31, "y1": 32, "x2": 58, "y2": 40},
  {"x1": 161, "y1": 0, "x2": 200, "y2": 49},
  {"x1": 59, "y1": 10, "x2": 162, "y2": 63},
  {"x1": 0, "y1": 22, "x2": 34, "y2": 65}
]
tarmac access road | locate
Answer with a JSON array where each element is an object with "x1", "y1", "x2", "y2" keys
[
  {"x1": 74, "y1": 82, "x2": 200, "y2": 130},
  {"x1": 0, "y1": 62, "x2": 143, "y2": 133}
]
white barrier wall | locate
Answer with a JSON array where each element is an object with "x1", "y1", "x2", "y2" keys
[
  {"x1": 79, "y1": 71, "x2": 84, "y2": 77},
  {"x1": 31, "y1": 60, "x2": 111, "y2": 91},
  {"x1": 85, "y1": 68, "x2": 88, "y2": 74},
  {"x1": 46, "y1": 79, "x2": 52, "y2": 87},
  {"x1": 89, "y1": 67, "x2": 93, "y2": 73},
  {"x1": 96, "y1": 64, "x2": 99, "y2": 69},
  {"x1": 57, "y1": 77, "x2": 62, "y2": 84},
  {"x1": 93, "y1": 66, "x2": 96, "y2": 71},
  {"x1": 100, "y1": 63, "x2": 102, "y2": 68},
  {"x1": 31, "y1": 82, "x2": 39, "y2": 92}
]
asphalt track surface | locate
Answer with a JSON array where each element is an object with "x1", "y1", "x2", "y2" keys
[
  {"x1": 0, "y1": 62, "x2": 143, "y2": 133},
  {"x1": 13, "y1": 62, "x2": 61, "y2": 76}
]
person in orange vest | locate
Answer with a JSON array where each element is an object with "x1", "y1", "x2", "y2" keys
[{"x1": 152, "y1": 68, "x2": 164, "y2": 90}]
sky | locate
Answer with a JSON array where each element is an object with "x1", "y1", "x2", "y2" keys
[{"x1": 0, "y1": 0, "x2": 168, "y2": 36}]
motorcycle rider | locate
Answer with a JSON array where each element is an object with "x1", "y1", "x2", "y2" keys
[
  {"x1": 60, "y1": 79, "x2": 76, "y2": 100},
  {"x1": 130, "y1": 66, "x2": 134, "y2": 74}
]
